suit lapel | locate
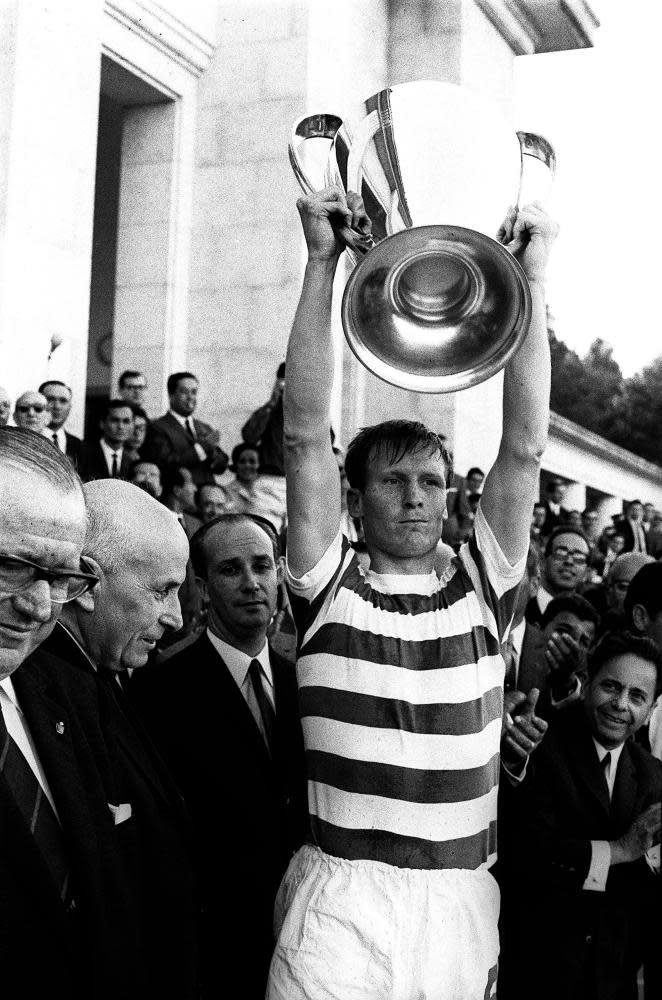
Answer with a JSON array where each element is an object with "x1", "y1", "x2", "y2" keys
[{"x1": 165, "y1": 411, "x2": 189, "y2": 448}]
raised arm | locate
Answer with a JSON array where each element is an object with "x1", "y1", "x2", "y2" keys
[
  {"x1": 284, "y1": 188, "x2": 371, "y2": 577},
  {"x1": 480, "y1": 203, "x2": 559, "y2": 564}
]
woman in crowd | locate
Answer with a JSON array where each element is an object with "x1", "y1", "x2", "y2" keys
[{"x1": 221, "y1": 441, "x2": 286, "y2": 531}]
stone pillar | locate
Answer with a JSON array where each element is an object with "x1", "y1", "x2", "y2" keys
[
  {"x1": 595, "y1": 495, "x2": 623, "y2": 527},
  {"x1": 0, "y1": 0, "x2": 103, "y2": 431},
  {"x1": 563, "y1": 481, "x2": 587, "y2": 513},
  {"x1": 111, "y1": 101, "x2": 187, "y2": 419}
]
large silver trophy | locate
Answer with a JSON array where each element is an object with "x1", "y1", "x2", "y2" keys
[{"x1": 289, "y1": 80, "x2": 555, "y2": 393}]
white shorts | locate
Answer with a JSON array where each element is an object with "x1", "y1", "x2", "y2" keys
[{"x1": 267, "y1": 844, "x2": 500, "y2": 1000}]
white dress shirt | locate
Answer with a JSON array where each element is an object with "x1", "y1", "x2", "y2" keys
[
  {"x1": 583, "y1": 740, "x2": 625, "y2": 892},
  {"x1": 99, "y1": 437, "x2": 124, "y2": 476},
  {"x1": 206, "y1": 630, "x2": 275, "y2": 743},
  {"x1": 535, "y1": 586, "x2": 554, "y2": 618},
  {"x1": 44, "y1": 426, "x2": 66, "y2": 451},
  {"x1": 0, "y1": 675, "x2": 60, "y2": 818}
]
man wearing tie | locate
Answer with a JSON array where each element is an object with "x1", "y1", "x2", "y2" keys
[
  {"x1": 617, "y1": 499, "x2": 649, "y2": 554},
  {"x1": 143, "y1": 371, "x2": 228, "y2": 485},
  {"x1": 498, "y1": 631, "x2": 662, "y2": 1000},
  {"x1": 80, "y1": 398, "x2": 134, "y2": 481},
  {"x1": 0, "y1": 428, "x2": 139, "y2": 997},
  {"x1": 131, "y1": 512, "x2": 307, "y2": 998},
  {"x1": 39, "y1": 380, "x2": 84, "y2": 469},
  {"x1": 39, "y1": 479, "x2": 198, "y2": 998}
]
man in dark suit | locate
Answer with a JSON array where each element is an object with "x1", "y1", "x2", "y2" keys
[
  {"x1": 539, "y1": 477, "x2": 571, "y2": 537},
  {"x1": 499, "y1": 631, "x2": 662, "y2": 1000},
  {"x1": 131, "y1": 512, "x2": 308, "y2": 999},
  {"x1": 41, "y1": 478, "x2": 198, "y2": 998},
  {"x1": 0, "y1": 428, "x2": 138, "y2": 998},
  {"x1": 80, "y1": 398, "x2": 134, "y2": 481},
  {"x1": 143, "y1": 371, "x2": 228, "y2": 485},
  {"x1": 39, "y1": 380, "x2": 84, "y2": 468},
  {"x1": 616, "y1": 499, "x2": 649, "y2": 554}
]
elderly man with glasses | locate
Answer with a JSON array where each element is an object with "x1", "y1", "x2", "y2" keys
[
  {"x1": 12, "y1": 389, "x2": 50, "y2": 434},
  {"x1": 0, "y1": 428, "x2": 138, "y2": 998}
]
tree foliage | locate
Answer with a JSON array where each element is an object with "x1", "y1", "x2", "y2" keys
[{"x1": 547, "y1": 311, "x2": 662, "y2": 467}]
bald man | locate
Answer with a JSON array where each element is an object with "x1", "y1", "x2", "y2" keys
[
  {"x1": 39, "y1": 480, "x2": 197, "y2": 999},
  {"x1": 13, "y1": 390, "x2": 50, "y2": 433}
]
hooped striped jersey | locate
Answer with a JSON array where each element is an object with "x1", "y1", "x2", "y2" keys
[{"x1": 286, "y1": 505, "x2": 525, "y2": 871}]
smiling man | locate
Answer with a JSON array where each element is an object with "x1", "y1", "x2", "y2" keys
[
  {"x1": 265, "y1": 189, "x2": 558, "y2": 1000},
  {"x1": 0, "y1": 428, "x2": 139, "y2": 998},
  {"x1": 143, "y1": 371, "x2": 228, "y2": 485},
  {"x1": 526, "y1": 524, "x2": 591, "y2": 626},
  {"x1": 499, "y1": 630, "x2": 662, "y2": 1000},
  {"x1": 130, "y1": 513, "x2": 307, "y2": 999}
]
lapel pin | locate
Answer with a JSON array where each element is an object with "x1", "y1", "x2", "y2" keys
[{"x1": 55, "y1": 721, "x2": 65, "y2": 735}]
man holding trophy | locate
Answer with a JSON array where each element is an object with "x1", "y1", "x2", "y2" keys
[{"x1": 266, "y1": 175, "x2": 557, "y2": 999}]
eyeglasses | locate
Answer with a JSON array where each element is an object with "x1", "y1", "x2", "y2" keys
[
  {"x1": 550, "y1": 546, "x2": 588, "y2": 566},
  {"x1": 16, "y1": 404, "x2": 46, "y2": 413},
  {"x1": 0, "y1": 554, "x2": 99, "y2": 604}
]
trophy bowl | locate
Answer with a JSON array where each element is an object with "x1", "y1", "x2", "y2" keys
[{"x1": 289, "y1": 80, "x2": 554, "y2": 393}]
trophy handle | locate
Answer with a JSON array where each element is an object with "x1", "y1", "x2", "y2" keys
[
  {"x1": 289, "y1": 113, "x2": 343, "y2": 194},
  {"x1": 516, "y1": 131, "x2": 556, "y2": 208}
]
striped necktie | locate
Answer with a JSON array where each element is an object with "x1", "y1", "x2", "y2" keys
[
  {"x1": 248, "y1": 659, "x2": 276, "y2": 751},
  {"x1": 111, "y1": 452, "x2": 119, "y2": 478},
  {"x1": 52, "y1": 432, "x2": 61, "y2": 450},
  {"x1": 0, "y1": 709, "x2": 72, "y2": 904}
]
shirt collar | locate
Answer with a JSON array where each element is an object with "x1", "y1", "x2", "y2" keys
[
  {"x1": 100, "y1": 438, "x2": 123, "y2": 459},
  {"x1": 536, "y1": 585, "x2": 554, "y2": 614},
  {"x1": 593, "y1": 738, "x2": 626, "y2": 766},
  {"x1": 206, "y1": 629, "x2": 273, "y2": 690},
  {"x1": 169, "y1": 410, "x2": 192, "y2": 428},
  {"x1": 44, "y1": 427, "x2": 66, "y2": 448},
  {"x1": 0, "y1": 674, "x2": 20, "y2": 707},
  {"x1": 364, "y1": 568, "x2": 439, "y2": 596}
]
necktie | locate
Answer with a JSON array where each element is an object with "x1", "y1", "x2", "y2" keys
[
  {"x1": 502, "y1": 636, "x2": 518, "y2": 691},
  {"x1": 52, "y1": 432, "x2": 61, "y2": 450},
  {"x1": 0, "y1": 709, "x2": 72, "y2": 904},
  {"x1": 111, "y1": 451, "x2": 119, "y2": 477},
  {"x1": 601, "y1": 751, "x2": 612, "y2": 798},
  {"x1": 248, "y1": 659, "x2": 276, "y2": 751},
  {"x1": 185, "y1": 419, "x2": 196, "y2": 443}
]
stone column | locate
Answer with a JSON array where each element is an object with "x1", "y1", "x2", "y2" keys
[
  {"x1": 563, "y1": 481, "x2": 587, "y2": 513},
  {"x1": 0, "y1": 0, "x2": 103, "y2": 431}
]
